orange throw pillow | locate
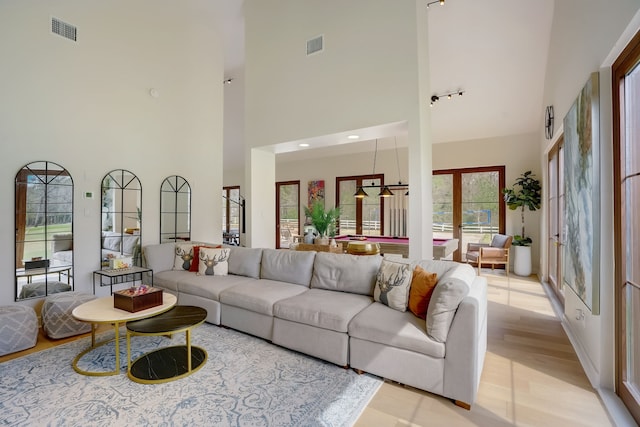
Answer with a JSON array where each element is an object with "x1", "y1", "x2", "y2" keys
[{"x1": 408, "y1": 266, "x2": 438, "y2": 319}]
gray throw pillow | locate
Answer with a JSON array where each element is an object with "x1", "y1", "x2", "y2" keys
[{"x1": 426, "y1": 262, "x2": 475, "y2": 342}]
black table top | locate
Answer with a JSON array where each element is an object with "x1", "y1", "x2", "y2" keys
[{"x1": 126, "y1": 305, "x2": 207, "y2": 334}]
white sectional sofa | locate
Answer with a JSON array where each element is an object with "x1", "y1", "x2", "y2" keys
[{"x1": 143, "y1": 242, "x2": 487, "y2": 409}]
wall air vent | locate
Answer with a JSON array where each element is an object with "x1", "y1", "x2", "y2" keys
[
  {"x1": 51, "y1": 17, "x2": 77, "y2": 42},
  {"x1": 306, "y1": 35, "x2": 324, "y2": 56}
]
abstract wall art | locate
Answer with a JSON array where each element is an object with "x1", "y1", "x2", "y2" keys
[{"x1": 563, "y1": 72, "x2": 600, "y2": 315}]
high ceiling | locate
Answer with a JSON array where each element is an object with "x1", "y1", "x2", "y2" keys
[{"x1": 213, "y1": 0, "x2": 555, "y2": 170}]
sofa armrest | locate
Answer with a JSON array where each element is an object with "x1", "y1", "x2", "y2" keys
[
  {"x1": 466, "y1": 242, "x2": 489, "y2": 252},
  {"x1": 443, "y1": 276, "x2": 487, "y2": 407}
]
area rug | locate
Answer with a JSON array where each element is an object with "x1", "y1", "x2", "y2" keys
[{"x1": 0, "y1": 324, "x2": 382, "y2": 426}]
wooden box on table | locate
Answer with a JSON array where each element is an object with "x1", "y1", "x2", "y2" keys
[{"x1": 114, "y1": 287, "x2": 163, "y2": 312}]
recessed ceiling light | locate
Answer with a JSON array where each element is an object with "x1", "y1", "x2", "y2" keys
[
  {"x1": 299, "y1": 143, "x2": 310, "y2": 147},
  {"x1": 347, "y1": 135, "x2": 360, "y2": 140}
]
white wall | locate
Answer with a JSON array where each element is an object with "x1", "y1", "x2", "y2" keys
[
  {"x1": 243, "y1": 0, "x2": 433, "y2": 255},
  {"x1": 541, "y1": 0, "x2": 640, "y2": 395},
  {"x1": 0, "y1": 0, "x2": 224, "y2": 306}
]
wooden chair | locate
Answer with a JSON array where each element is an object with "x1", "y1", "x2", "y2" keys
[{"x1": 465, "y1": 234, "x2": 512, "y2": 275}]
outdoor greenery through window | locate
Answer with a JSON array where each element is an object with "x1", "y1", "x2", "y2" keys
[
  {"x1": 433, "y1": 167, "x2": 504, "y2": 261},
  {"x1": 276, "y1": 181, "x2": 299, "y2": 248},
  {"x1": 222, "y1": 186, "x2": 240, "y2": 245},
  {"x1": 336, "y1": 175, "x2": 384, "y2": 236}
]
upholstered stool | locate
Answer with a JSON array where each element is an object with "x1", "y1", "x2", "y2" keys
[
  {"x1": 42, "y1": 292, "x2": 96, "y2": 339},
  {"x1": 0, "y1": 305, "x2": 38, "y2": 356}
]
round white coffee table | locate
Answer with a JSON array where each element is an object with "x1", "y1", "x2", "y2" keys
[{"x1": 71, "y1": 292, "x2": 176, "y2": 376}]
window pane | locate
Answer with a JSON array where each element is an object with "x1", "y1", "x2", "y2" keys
[
  {"x1": 362, "y1": 178, "x2": 381, "y2": 235},
  {"x1": 338, "y1": 180, "x2": 356, "y2": 235},
  {"x1": 626, "y1": 176, "x2": 640, "y2": 285},
  {"x1": 433, "y1": 174, "x2": 453, "y2": 239},
  {"x1": 462, "y1": 172, "x2": 500, "y2": 248},
  {"x1": 279, "y1": 184, "x2": 298, "y2": 248}
]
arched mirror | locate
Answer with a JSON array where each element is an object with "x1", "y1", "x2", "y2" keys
[
  {"x1": 15, "y1": 161, "x2": 74, "y2": 300},
  {"x1": 101, "y1": 169, "x2": 142, "y2": 267},
  {"x1": 160, "y1": 175, "x2": 191, "y2": 242}
]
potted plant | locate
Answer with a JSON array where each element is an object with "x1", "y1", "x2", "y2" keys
[
  {"x1": 304, "y1": 201, "x2": 340, "y2": 246},
  {"x1": 502, "y1": 171, "x2": 541, "y2": 276}
]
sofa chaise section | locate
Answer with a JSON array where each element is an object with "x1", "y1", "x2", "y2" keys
[{"x1": 348, "y1": 261, "x2": 487, "y2": 408}]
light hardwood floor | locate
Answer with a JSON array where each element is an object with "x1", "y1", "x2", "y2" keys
[
  {"x1": 1, "y1": 272, "x2": 613, "y2": 426},
  {"x1": 356, "y1": 271, "x2": 613, "y2": 427}
]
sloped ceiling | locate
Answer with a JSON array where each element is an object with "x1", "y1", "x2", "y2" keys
[{"x1": 214, "y1": 0, "x2": 555, "y2": 169}]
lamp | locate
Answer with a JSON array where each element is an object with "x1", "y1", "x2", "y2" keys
[
  {"x1": 353, "y1": 138, "x2": 409, "y2": 198},
  {"x1": 426, "y1": 0, "x2": 445, "y2": 7},
  {"x1": 430, "y1": 90, "x2": 464, "y2": 106}
]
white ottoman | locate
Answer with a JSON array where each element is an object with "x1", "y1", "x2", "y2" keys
[
  {"x1": 0, "y1": 305, "x2": 38, "y2": 356},
  {"x1": 42, "y1": 292, "x2": 96, "y2": 339}
]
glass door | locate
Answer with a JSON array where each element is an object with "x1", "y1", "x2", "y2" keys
[
  {"x1": 276, "y1": 181, "x2": 299, "y2": 249},
  {"x1": 613, "y1": 29, "x2": 640, "y2": 423},
  {"x1": 547, "y1": 141, "x2": 565, "y2": 303},
  {"x1": 433, "y1": 166, "x2": 505, "y2": 262}
]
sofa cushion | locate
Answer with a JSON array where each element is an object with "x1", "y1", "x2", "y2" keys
[
  {"x1": 143, "y1": 243, "x2": 175, "y2": 273},
  {"x1": 102, "y1": 232, "x2": 121, "y2": 252},
  {"x1": 373, "y1": 259, "x2": 413, "y2": 312},
  {"x1": 426, "y1": 262, "x2": 475, "y2": 343},
  {"x1": 260, "y1": 249, "x2": 315, "y2": 287},
  {"x1": 228, "y1": 246, "x2": 263, "y2": 279},
  {"x1": 220, "y1": 279, "x2": 308, "y2": 316},
  {"x1": 274, "y1": 289, "x2": 373, "y2": 333},
  {"x1": 173, "y1": 243, "x2": 196, "y2": 271},
  {"x1": 349, "y1": 302, "x2": 445, "y2": 358},
  {"x1": 310, "y1": 253, "x2": 381, "y2": 296},
  {"x1": 122, "y1": 235, "x2": 139, "y2": 255},
  {"x1": 197, "y1": 247, "x2": 230, "y2": 276},
  {"x1": 153, "y1": 270, "x2": 186, "y2": 292},
  {"x1": 408, "y1": 266, "x2": 439, "y2": 319},
  {"x1": 178, "y1": 274, "x2": 256, "y2": 300}
]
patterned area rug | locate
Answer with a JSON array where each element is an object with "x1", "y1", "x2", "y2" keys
[{"x1": 0, "y1": 324, "x2": 381, "y2": 426}]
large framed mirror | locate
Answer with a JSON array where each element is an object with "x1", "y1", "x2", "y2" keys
[
  {"x1": 160, "y1": 175, "x2": 191, "y2": 242},
  {"x1": 100, "y1": 169, "x2": 142, "y2": 267},
  {"x1": 15, "y1": 161, "x2": 74, "y2": 300}
]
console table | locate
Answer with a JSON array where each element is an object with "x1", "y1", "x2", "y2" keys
[{"x1": 93, "y1": 266, "x2": 153, "y2": 295}]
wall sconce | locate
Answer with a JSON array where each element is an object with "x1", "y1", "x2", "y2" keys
[
  {"x1": 430, "y1": 90, "x2": 464, "y2": 106},
  {"x1": 427, "y1": 0, "x2": 445, "y2": 7}
]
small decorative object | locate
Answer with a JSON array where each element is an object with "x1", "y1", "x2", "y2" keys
[
  {"x1": 330, "y1": 238, "x2": 337, "y2": 247},
  {"x1": 303, "y1": 230, "x2": 317, "y2": 244},
  {"x1": 113, "y1": 286, "x2": 163, "y2": 312},
  {"x1": 109, "y1": 256, "x2": 132, "y2": 270},
  {"x1": 304, "y1": 201, "x2": 340, "y2": 244}
]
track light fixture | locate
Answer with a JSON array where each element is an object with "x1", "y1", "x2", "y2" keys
[
  {"x1": 223, "y1": 78, "x2": 234, "y2": 85},
  {"x1": 426, "y1": 0, "x2": 445, "y2": 8},
  {"x1": 430, "y1": 90, "x2": 465, "y2": 106}
]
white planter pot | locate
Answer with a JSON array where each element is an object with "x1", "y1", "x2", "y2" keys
[{"x1": 513, "y1": 246, "x2": 532, "y2": 276}]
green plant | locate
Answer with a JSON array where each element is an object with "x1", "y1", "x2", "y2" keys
[
  {"x1": 304, "y1": 201, "x2": 340, "y2": 238},
  {"x1": 502, "y1": 170, "x2": 541, "y2": 246}
]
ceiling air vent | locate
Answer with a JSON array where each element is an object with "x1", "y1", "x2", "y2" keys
[
  {"x1": 306, "y1": 35, "x2": 323, "y2": 56},
  {"x1": 51, "y1": 17, "x2": 77, "y2": 42}
]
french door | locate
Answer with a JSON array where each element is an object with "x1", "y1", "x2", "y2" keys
[
  {"x1": 433, "y1": 166, "x2": 505, "y2": 262},
  {"x1": 275, "y1": 181, "x2": 299, "y2": 249},
  {"x1": 547, "y1": 140, "x2": 565, "y2": 303},
  {"x1": 613, "y1": 28, "x2": 640, "y2": 423}
]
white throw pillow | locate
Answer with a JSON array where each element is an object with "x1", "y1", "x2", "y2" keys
[
  {"x1": 373, "y1": 259, "x2": 413, "y2": 312},
  {"x1": 173, "y1": 243, "x2": 195, "y2": 271},
  {"x1": 197, "y1": 247, "x2": 230, "y2": 276}
]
